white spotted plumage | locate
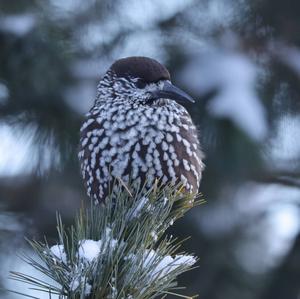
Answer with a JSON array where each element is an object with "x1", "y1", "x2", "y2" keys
[{"x1": 79, "y1": 58, "x2": 204, "y2": 203}]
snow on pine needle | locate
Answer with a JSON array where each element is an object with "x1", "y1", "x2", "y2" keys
[{"x1": 10, "y1": 182, "x2": 203, "y2": 299}]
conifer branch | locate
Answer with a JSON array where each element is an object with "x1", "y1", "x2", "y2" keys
[{"x1": 10, "y1": 183, "x2": 203, "y2": 298}]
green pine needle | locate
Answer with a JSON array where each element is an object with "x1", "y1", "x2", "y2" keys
[{"x1": 9, "y1": 182, "x2": 203, "y2": 299}]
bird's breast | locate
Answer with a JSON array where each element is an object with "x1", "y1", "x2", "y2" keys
[{"x1": 79, "y1": 104, "x2": 204, "y2": 202}]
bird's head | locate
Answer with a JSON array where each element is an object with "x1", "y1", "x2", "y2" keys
[{"x1": 96, "y1": 56, "x2": 194, "y2": 106}]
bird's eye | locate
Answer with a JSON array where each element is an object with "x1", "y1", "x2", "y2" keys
[{"x1": 136, "y1": 80, "x2": 147, "y2": 89}]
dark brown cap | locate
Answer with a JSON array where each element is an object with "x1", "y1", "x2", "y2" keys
[{"x1": 110, "y1": 56, "x2": 170, "y2": 83}]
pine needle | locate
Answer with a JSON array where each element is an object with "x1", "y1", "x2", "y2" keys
[{"x1": 9, "y1": 182, "x2": 202, "y2": 299}]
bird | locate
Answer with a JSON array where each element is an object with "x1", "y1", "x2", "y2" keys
[{"x1": 79, "y1": 56, "x2": 204, "y2": 203}]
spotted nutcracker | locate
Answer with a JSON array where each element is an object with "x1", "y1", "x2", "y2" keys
[{"x1": 79, "y1": 56, "x2": 204, "y2": 203}]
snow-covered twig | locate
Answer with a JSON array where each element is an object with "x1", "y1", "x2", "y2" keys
[{"x1": 10, "y1": 182, "x2": 203, "y2": 299}]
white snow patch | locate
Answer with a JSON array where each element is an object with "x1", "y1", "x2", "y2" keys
[
  {"x1": 50, "y1": 245, "x2": 67, "y2": 263},
  {"x1": 150, "y1": 231, "x2": 158, "y2": 242},
  {"x1": 70, "y1": 274, "x2": 92, "y2": 296},
  {"x1": 174, "y1": 255, "x2": 197, "y2": 267},
  {"x1": 128, "y1": 249, "x2": 196, "y2": 280},
  {"x1": 49, "y1": 229, "x2": 118, "y2": 265},
  {"x1": 147, "y1": 251, "x2": 196, "y2": 279},
  {"x1": 163, "y1": 197, "x2": 169, "y2": 205},
  {"x1": 78, "y1": 235, "x2": 118, "y2": 263},
  {"x1": 78, "y1": 240, "x2": 101, "y2": 262}
]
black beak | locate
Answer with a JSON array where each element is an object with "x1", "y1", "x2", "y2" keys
[{"x1": 150, "y1": 81, "x2": 195, "y2": 103}]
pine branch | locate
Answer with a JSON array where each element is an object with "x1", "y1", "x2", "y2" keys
[{"x1": 9, "y1": 182, "x2": 204, "y2": 299}]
